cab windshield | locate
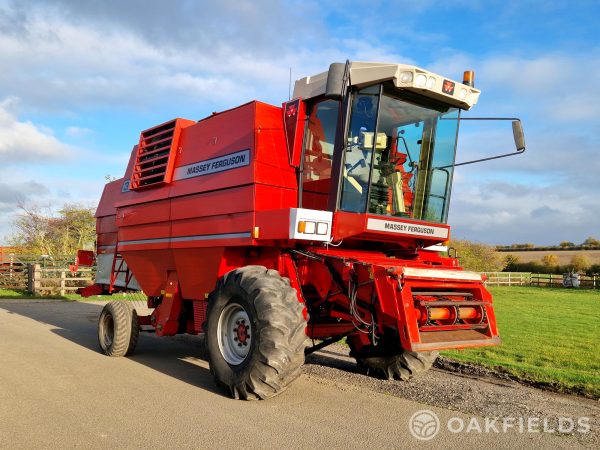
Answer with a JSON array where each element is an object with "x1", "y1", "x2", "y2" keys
[{"x1": 340, "y1": 83, "x2": 460, "y2": 223}]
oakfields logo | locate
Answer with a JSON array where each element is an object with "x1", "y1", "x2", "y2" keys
[
  {"x1": 409, "y1": 410, "x2": 440, "y2": 441},
  {"x1": 408, "y1": 410, "x2": 591, "y2": 440}
]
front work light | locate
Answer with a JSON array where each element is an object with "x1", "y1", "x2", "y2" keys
[{"x1": 415, "y1": 73, "x2": 427, "y2": 87}]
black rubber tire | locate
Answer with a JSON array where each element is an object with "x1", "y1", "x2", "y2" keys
[
  {"x1": 206, "y1": 266, "x2": 308, "y2": 400},
  {"x1": 98, "y1": 301, "x2": 139, "y2": 357},
  {"x1": 355, "y1": 350, "x2": 439, "y2": 380},
  {"x1": 125, "y1": 303, "x2": 140, "y2": 356}
]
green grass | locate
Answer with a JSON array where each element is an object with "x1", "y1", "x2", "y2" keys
[
  {"x1": 442, "y1": 286, "x2": 600, "y2": 398},
  {"x1": 0, "y1": 288, "x2": 144, "y2": 302},
  {"x1": 0, "y1": 288, "x2": 83, "y2": 300}
]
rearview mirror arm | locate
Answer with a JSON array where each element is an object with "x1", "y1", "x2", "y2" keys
[{"x1": 435, "y1": 117, "x2": 526, "y2": 170}]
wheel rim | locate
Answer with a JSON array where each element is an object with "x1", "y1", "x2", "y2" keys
[
  {"x1": 100, "y1": 312, "x2": 114, "y2": 349},
  {"x1": 217, "y1": 303, "x2": 252, "y2": 365}
]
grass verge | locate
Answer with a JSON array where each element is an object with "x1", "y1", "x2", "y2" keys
[
  {"x1": 442, "y1": 286, "x2": 600, "y2": 398},
  {"x1": 0, "y1": 288, "x2": 144, "y2": 302},
  {"x1": 0, "y1": 288, "x2": 82, "y2": 300}
]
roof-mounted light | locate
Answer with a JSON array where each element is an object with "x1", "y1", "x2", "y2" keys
[
  {"x1": 463, "y1": 70, "x2": 475, "y2": 87},
  {"x1": 399, "y1": 71, "x2": 413, "y2": 83},
  {"x1": 415, "y1": 73, "x2": 427, "y2": 87}
]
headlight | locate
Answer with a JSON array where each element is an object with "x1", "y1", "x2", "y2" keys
[
  {"x1": 316, "y1": 222, "x2": 329, "y2": 235},
  {"x1": 399, "y1": 71, "x2": 413, "y2": 83},
  {"x1": 427, "y1": 77, "x2": 436, "y2": 89},
  {"x1": 415, "y1": 74, "x2": 427, "y2": 87}
]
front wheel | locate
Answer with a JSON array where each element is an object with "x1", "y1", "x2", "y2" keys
[{"x1": 206, "y1": 266, "x2": 308, "y2": 400}]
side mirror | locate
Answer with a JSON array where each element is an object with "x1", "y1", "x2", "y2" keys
[
  {"x1": 512, "y1": 120, "x2": 526, "y2": 151},
  {"x1": 434, "y1": 117, "x2": 526, "y2": 169}
]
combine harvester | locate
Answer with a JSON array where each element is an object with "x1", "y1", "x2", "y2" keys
[{"x1": 81, "y1": 61, "x2": 525, "y2": 399}]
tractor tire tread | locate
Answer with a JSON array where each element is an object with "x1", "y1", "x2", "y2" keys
[
  {"x1": 206, "y1": 266, "x2": 308, "y2": 400},
  {"x1": 357, "y1": 350, "x2": 439, "y2": 381},
  {"x1": 98, "y1": 301, "x2": 136, "y2": 357}
]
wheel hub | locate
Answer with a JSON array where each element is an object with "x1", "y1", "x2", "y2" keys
[
  {"x1": 234, "y1": 320, "x2": 250, "y2": 346},
  {"x1": 217, "y1": 303, "x2": 252, "y2": 365}
]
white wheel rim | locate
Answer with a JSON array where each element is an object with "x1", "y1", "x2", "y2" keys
[{"x1": 217, "y1": 303, "x2": 252, "y2": 365}]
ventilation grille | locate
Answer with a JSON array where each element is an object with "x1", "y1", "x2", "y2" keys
[{"x1": 129, "y1": 118, "x2": 193, "y2": 190}]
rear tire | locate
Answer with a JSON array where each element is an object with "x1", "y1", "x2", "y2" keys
[
  {"x1": 98, "y1": 301, "x2": 139, "y2": 357},
  {"x1": 206, "y1": 266, "x2": 308, "y2": 400},
  {"x1": 355, "y1": 350, "x2": 438, "y2": 380}
]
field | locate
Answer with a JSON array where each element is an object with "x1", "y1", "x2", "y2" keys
[
  {"x1": 443, "y1": 286, "x2": 600, "y2": 398},
  {"x1": 499, "y1": 249, "x2": 600, "y2": 265}
]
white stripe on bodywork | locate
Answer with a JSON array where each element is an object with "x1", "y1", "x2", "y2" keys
[
  {"x1": 401, "y1": 267, "x2": 482, "y2": 281},
  {"x1": 119, "y1": 232, "x2": 251, "y2": 247}
]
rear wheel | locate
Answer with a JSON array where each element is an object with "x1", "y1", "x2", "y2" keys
[
  {"x1": 349, "y1": 336, "x2": 438, "y2": 380},
  {"x1": 98, "y1": 301, "x2": 139, "y2": 357},
  {"x1": 206, "y1": 266, "x2": 308, "y2": 400},
  {"x1": 355, "y1": 350, "x2": 438, "y2": 380}
]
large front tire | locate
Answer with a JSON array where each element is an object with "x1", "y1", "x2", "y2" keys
[{"x1": 206, "y1": 266, "x2": 308, "y2": 400}]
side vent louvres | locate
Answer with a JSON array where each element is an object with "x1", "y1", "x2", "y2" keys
[{"x1": 129, "y1": 118, "x2": 194, "y2": 190}]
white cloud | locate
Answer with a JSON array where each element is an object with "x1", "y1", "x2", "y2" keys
[
  {"x1": 65, "y1": 126, "x2": 94, "y2": 138},
  {"x1": 0, "y1": 0, "x2": 597, "y2": 248},
  {"x1": 0, "y1": 97, "x2": 75, "y2": 163},
  {"x1": 448, "y1": 178, "x2": 600, "y2": 245}
]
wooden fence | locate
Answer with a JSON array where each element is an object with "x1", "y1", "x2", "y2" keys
[
  {"x1": 28, "y1": 265, "x2": 94, "y2": 296},
  {"x1": 1, "y1": 262, "x2": 94, "y2": 296},
  {"x1": 0, "y1": 257, "x2": 28, "y2": 290},
  {"x1": 483, "y1": 272, "x2": 599, "y2": 289},
  {"x1": 483, "y1": 272, "x2": 531, "y2": 286}
]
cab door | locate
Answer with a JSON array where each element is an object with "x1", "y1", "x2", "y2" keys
[{"x1": 299, "y1": 99, "x2": 340, "y2": 210}]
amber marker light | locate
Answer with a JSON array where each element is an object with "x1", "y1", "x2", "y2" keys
[{"x1": 463, "y1": 70, "x2": 475, "y2": 87}]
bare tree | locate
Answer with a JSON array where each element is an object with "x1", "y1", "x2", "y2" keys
[{"x1": 8, "y1": 202, "x2": 95, "y2": 257}]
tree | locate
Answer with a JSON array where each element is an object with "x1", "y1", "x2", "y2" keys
[
  {"x1": 582, "y1": 236, "x2": 600, "y2": 247},
  {"x1": 541, "y1": 254, "x2": 559, "y2": 267},
  {"x1": 449, "y1": 239, "x2": 504, "y2": 272},
  {"x1": 570, "y1": 254, "x2": 590, "y2": 272},
  {"x1": 503, "y1": 254, "x2": 521, "y2": 271},
  {"x1": 8, "y1": 203, "x2": 95, "y2": 257},
  {"x1": 560, "y1": 241, "x2": 575, "y2": 248}
]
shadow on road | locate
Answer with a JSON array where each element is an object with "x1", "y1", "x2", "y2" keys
[
  {"x1": 0, "y1": 299, "x2": 222, "y2": 396},
  {"x1": 305, "y1": 348, "x2": 360, "y2": 374}
]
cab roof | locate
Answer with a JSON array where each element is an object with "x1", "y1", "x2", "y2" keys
[{"x1": 293, "y1": 61, "x2": 481, "y2": 110}]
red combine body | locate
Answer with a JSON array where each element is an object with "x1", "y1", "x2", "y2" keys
[{"x1": 87, "y1": 61, "x2": 524, "y2": 399}]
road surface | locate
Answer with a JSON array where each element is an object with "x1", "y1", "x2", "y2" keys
[{"x1": 0, "y1": 299, "x2": 597, "y2": 449}]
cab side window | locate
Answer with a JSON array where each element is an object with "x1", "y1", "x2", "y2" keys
[{"x1": 301, "y1": 99, "x2": 339, "y2": 210}]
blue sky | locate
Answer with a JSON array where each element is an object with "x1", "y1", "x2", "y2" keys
[{"x1": 0, "y1": 0, "x2": 598, "y2": 245}]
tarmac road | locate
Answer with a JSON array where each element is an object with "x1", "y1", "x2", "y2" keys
[{"x1": 0, "y1": 298, "x2": 597, "y2": 449}]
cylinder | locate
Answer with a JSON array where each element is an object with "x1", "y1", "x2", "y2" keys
[
  {"x1": 458, "y1": 307, "x2": 478, "y2": 319},
  {"x1": 428, "y1": 307, "x2": 451, "y2": 320}
]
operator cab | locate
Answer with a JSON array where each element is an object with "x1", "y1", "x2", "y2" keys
[{"x1": 296, "y1": 62, "x2": 478, "y2": 229}]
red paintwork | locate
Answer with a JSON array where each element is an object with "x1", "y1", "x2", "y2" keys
[{"x1": 93, "y1": 96, "x2": 500, "y2": 354}]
